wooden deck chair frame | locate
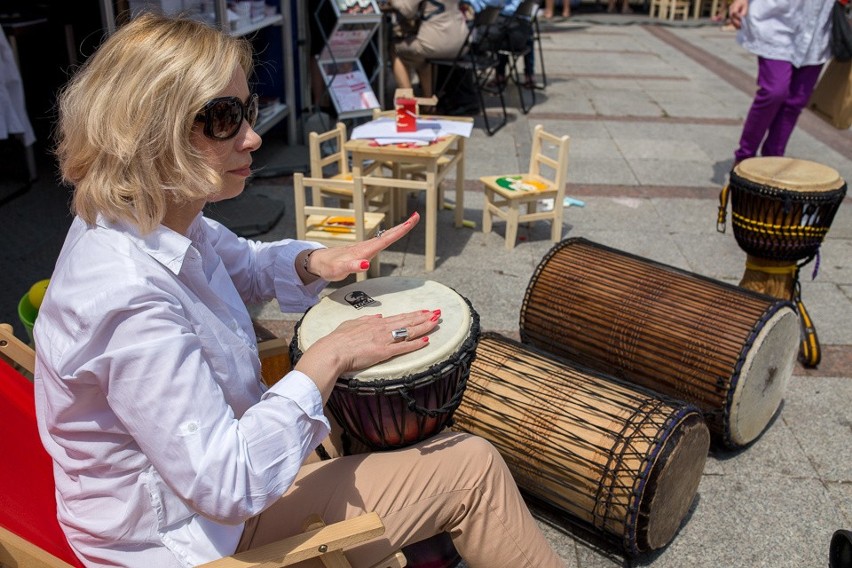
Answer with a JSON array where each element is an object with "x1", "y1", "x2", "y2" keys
[
  {"x1": 479, "y1": 124, "x2": 571, "y2": 249},
  {"x1": 293, "y1": 172, "x2": 394, "y2": 281},
  {"x1": 0, "y1": 323, "x2": 406, "y2": 568},
  {"x1": 430, "y1": 5, "x2": 508, "y2": 136}
]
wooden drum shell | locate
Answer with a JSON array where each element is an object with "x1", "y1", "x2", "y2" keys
[
  {"x1": 519, "y1": 238, "x2": 800, "y2": 448},
  {"x1": 453, "y1": 333, "x2": 710, "y2": 555}
]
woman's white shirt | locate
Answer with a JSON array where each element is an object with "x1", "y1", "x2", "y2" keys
[{"x1": 33, "y1": 214, "x2": 330, "y2": 567}]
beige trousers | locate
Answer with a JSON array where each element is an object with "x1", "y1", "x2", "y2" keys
[{"x1": 236, "y1": 430, "x2": 564, "y2": 568}]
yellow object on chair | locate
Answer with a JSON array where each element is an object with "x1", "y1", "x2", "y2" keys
[
  {"x1": 293, "y1": 173, "x2": 399, "y2": 281},
  {"x1": 480, "y1": 124, "x2": 571, "y2": 249}
]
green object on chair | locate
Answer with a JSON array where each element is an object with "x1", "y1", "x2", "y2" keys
[{"x1": 17, "y1": 293, "x2": 37, "y2": 344}]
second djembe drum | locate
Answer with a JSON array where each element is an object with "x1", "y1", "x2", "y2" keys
[
  {"x1": 519, "y1": 238, "x2": 800, "y2": 449},
  {"x1": 718, "y1": 156, "x2": 847, "y2": 367}
]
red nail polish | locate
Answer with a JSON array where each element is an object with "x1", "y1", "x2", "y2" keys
[
  {"x1": 430, "y1": 313, "x2": 440, "y2": 322},
  {"x1": 360, "y1": 260, "x2": 370, "y2": 269},
  {"x1": 421, "y1": 336, "x2": 429, "y2": 343}
]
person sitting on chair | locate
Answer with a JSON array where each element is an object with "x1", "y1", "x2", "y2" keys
[
  {"x1": 388, "y1": 0, "x2": 469, "y2": 100},
  {"x1": 35, "y1": 12, "x2": 566, "y2": 568}
]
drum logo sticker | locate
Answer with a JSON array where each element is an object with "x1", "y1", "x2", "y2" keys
[{"x1": 344, "y1": 290, "x2": 377, "y2": 309}]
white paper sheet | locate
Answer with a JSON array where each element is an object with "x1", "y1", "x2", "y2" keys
[{"x1": 351, "y1": 116, "x2": 473, "y2": 141}]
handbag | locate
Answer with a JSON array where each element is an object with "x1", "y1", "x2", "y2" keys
[
  {"x1": 831, "y1": 0, "x2": 852, "y2": 61},
  {"x1": 809, "y1": 58, "x2": 852, "y2": 129}
]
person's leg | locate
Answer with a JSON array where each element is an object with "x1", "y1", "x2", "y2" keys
[
  {"x1": 393, "y1": 55, "x2": 413, "y2": 89},
  {"x1": 761, "y1": 62, "x2": 824, "y2": 157},
  {"x1": 524, "y1": 33, "x2": 535, "y2": 84},
  {"x1": 544, "y1": 0, "x2": 555, "y2": 18},
  {"x1": 417, "y1": 62, "x2": 434, "y2": 99},
  {"x1": 562, "y1": 0, "x2": 571, "y2": 17},
  {"x1": 239, "y1": 431, "x2": 564, "y2": 568},
  {"x1": 733, "y1": 57, "x2": 792, "y2": 163}
]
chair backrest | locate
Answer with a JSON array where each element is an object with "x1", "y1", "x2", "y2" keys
[
  {"x1": 513, "y1": 0, "x2": 539, "y2": 19},
  {"x1": 309, "y1": 122, "x2": 350, "y2": 180},
  {"x1": 0, "y1": 354, "x2": 84, "y2": 568},
  {"x1": 528, "y1": 124, "x2": 571, "y2": 193}
]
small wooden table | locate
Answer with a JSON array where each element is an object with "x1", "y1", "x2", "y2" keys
[{"x1": 345, "y1": 117, "x2": 471, "y2": 272}]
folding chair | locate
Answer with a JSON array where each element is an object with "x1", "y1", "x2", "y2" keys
[
  {"x1": 480, "y1": 124, "x2": 571, "y2": 249},
  {"x1": 496, "y1": 0, "x2": 539, "y2": 114},
  {"x1": 529, "y1": 1, "x2": 547, "y2": 89},
  {"x1": 430, "y1": 5, "x2": 508, "y2": 136},
  {"x1": 0, "y1": 324, "x2": 406, "y2": 568}
]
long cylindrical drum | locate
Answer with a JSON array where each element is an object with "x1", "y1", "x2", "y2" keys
[
  {"x1": 519, "y1": 238, "x2": 800, "y2": 448},
  {"x1": 453, "y1": 332, "x2": 710, "y2": 555}
]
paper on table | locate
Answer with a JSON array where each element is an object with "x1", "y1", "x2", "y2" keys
[{"x1": 351, "y1": 117, "x2": 473, "y2": 141}]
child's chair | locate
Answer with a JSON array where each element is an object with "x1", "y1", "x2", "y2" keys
[
  {"x1": 479, "y1": 124, "x2": 571, "y2": 249},
  {"x1": 309, "y1": 122, "x2": 392, "y2": 215},
  {"x1": 293, "y1": 173, "x2": 396, "y2": 281},
  {"x1": 0, "y1": 323, "x2": 406, "y2": 568}
]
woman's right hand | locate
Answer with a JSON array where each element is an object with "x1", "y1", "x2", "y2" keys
[{"x1": 293, "y1": 307, "x2": 441, "y2": 402}]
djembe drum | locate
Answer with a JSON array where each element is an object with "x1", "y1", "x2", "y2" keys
[
  {"x1": 519, "y1": 238, "x2": 800, "y2": 449},
  {"x1": 717, "y1": 157, "x2": 847, "y2": 367},
  {"x1": 453, "y1": 332, "x2": 710, "y2": 555},
  {"x1": 289, "y1": 276, "x2": 479, "y2": 452}
]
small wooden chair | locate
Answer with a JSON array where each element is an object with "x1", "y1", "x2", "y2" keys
[
  {"x1": 309, "y1": 122, "x2": 392, "y2": 215},
  {"x1": 293, "y1": 173, "x2": 395, "y2": 281},
  {"x1": 0, "y1": 323, "x2": 406, "y2": 568},
  {"x1": 480, "y1": 124, "x2": 571, "y2": 249}
]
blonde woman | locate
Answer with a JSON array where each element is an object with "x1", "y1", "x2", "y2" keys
[{"x1": 37, "y1": 12, "x2": 565, "y2": 568}]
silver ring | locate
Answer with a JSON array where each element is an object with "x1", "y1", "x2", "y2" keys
[
  {"x1": 391, "y1": 328, "x2": 409, "y2": 342},
  {"x1": 375, "y1": 229, "x2": 386, "y2": 238}
]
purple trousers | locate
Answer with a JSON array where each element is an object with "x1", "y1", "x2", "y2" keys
[{"x1": 734, "y1": 57, "x2": 824, "y2": 163}]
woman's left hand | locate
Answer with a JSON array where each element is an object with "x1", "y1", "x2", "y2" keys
[{"x1": 302, "y1": 212, "x2": 420, "y2": 282}]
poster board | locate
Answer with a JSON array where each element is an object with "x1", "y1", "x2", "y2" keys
[{"x1": 319, "y1": 60, "x2": 381, "y2": 117}]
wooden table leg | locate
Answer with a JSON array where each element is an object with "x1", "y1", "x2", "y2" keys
[
  {"x1": 454, "y1": 138, "x2": 465, "y2": 229},
  {"x1": 425, "y1": 168, "x2": 437, "y2": 272}
]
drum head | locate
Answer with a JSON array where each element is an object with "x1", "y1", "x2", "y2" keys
[
  {"x1": 734, "y1": 157, "x2": 844, "y2": 193},
  {"x1": 296, "y1": 277, "x2": 474, "y2": 382},
  {"x1": 728, "y1": 305, "x2": 799, "y2": 446}
]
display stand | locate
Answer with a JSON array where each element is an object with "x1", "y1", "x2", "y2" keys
[{"x1": 313, "y1": 0, "x2": 382, "y2": 120}]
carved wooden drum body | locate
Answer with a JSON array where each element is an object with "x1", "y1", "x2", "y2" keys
[
  {"x1": 454, "y1": 332, "x2": 710, "y2": 555},
  {"x1": 519, "y1": 238, "x2": 800, "y2": 448},
  {"x1": 290, "y1": 277, "x2": 479, "y2": 451}
]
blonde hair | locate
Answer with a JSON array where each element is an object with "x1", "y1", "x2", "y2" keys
[{"x1": 55, "y1": 12, "x2": 254, "y2": 234}]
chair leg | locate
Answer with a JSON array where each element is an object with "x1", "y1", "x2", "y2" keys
[
  {"x1": 533, "y1": 19, "x2": 546, "y2": 89},
  {"x1": 507, "y1": 52, "x2": 534, "y2": 114},
  {"x1": 505, "y1": 202, "x2": 520, "y2": 250},
  {"x1": 475, "y1": 72, "x2": 507, "y2": 137}
]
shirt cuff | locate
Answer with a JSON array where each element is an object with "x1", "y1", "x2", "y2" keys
[{"x1": 262, "y1": 370, "x2": 329, "y2": 426}]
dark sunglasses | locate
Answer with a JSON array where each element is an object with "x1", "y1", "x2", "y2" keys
[{"x1": 195, "y1": 93, "x2": 259, "y2": 140}]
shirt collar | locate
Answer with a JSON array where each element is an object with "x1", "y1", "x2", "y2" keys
[{"x1": 96, "y1": 213, "x2": 203, "y2": 275}]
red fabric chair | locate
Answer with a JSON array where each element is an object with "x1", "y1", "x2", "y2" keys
[
  {"x1": 0, "y1": 356, "x2": 83, "y2": 567},
  {"x1": 0, "y1": 332, "x2": 406, "y2": 568}
]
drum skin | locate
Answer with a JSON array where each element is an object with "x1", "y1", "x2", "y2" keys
[
  {"x1": 453, "y1": 332, "x2": 710, "y2": 555},
  {"x1": 519, "y1": 238, "x2": 800, "y2": 448},
  {"x1": 290, "y1": 277, "x2": 480, "y2": 451}
]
